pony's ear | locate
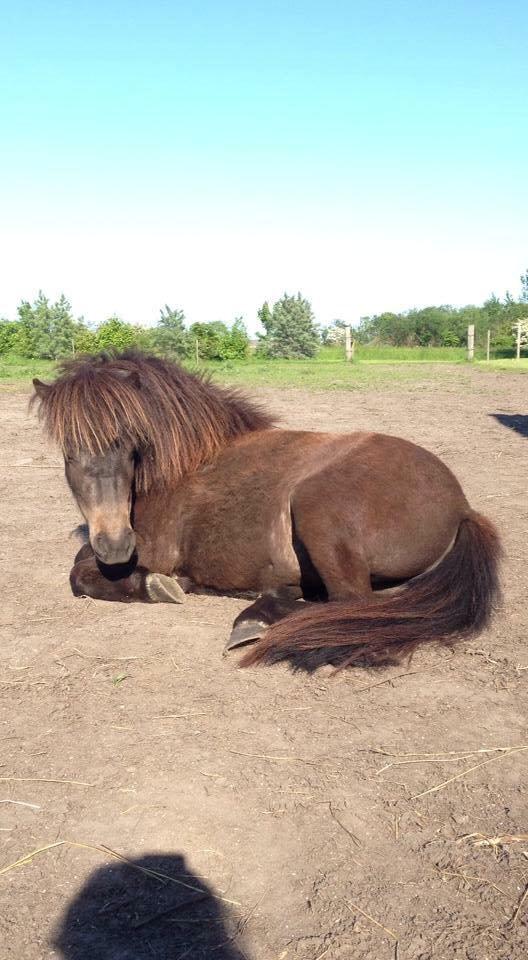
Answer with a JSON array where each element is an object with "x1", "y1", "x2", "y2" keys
[
  {"x1": 114, "y1": 368, "x2": 141, "y2": 389},
  {"x1": 32, "y1": 378, "x2": 51, "y2": 399}
]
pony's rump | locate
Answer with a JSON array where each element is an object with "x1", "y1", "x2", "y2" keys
[{"x1": 240, "y1": 512, "x2": 502, "y2": 671}]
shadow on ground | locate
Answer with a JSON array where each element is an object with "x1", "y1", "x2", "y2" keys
[
  {"x1": 491, "y1": 413, "x2": 528, "y2": 437},
  {"x1": 52, "y1": 853, "x2": 249, "y2": 960}
]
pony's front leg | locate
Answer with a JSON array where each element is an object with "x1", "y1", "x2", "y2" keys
[
  {"x1": 225, "y1": 587, "x2": 304, "y2": 651},
  {"x1": 70, "y1": 554, "x2": 187, "y2": 604}
]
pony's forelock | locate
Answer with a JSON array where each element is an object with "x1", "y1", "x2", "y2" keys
[{"x1": 31, "y1": 350, "x2": 274, "y2": 490}]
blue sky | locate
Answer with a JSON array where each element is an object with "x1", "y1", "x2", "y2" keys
[{"x1": 1, "y1": 0, "x2": 527, "y2": 330}]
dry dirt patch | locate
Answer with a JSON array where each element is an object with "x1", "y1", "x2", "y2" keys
[{"x1": 0, "y1": 369, "x2": 527, "y2": 959}]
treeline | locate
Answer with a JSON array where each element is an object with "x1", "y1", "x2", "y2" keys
[
  {"x1": 0, "y1": 295, "x2": 250, "y2": 361},
  {"x1": 356, "y1": 271, "x2": 528, "y2": 347},
  {"x1": 1, "y1": 277, "x2": 527, "y2": 362},
  {"x1": 0, "y1": 291, "x2": 321, "y2": 361}
]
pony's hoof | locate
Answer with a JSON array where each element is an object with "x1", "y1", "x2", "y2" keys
[
  {"x1": 224, "y1": 620, "x2": 267, "y2": 653},
  {"x1": 146, "y1": 573, "x2": 186, "y2": 604}
]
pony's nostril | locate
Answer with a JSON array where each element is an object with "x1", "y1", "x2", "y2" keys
[
  {"x1": 93, "y1": 533, "x2": 106, "y2": 551},
  {"x1": 124, "y1": 530, "x2": 136, "y2": 555}
]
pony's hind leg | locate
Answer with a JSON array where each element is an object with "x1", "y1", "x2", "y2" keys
[
  {"x1": 70, "y1": 555, "x2": 187, "y2": 604},
  {"x1": 291, "y1": 487, "x2": 374, "y2": 602},
  {"x1": 226, "y1": 511, "x2": 375, "y2": 653},
  {"x1": 225, "y1": 587, "x2": 303, "y2": 652}
]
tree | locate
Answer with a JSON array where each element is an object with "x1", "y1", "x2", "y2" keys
[
  {"x1": 257, "y1": 293, "x2": 320, "y2": 358},
  {"x1": 0, "y1": 319, "x2": 18, "y2": 354},
  {"x1": 16, "y1": 292, "x2": 54, "y2": 358},
  {"x1": 73, "y1": 322, "x2": 98, "y2": 354},
  {"x1": 189, "y1": 321, "x2": 224, "y2": 360},
  {"x1": 50, "y1": 294, "x2": 78, "y2": 357},
  {"x1": 8, "y1": 292, "x2": 81, "y2": 359},
  {"x1": 95, "y1": 316, "x2": 138, "y2": 351},
  {"x1": 151, "y1": 305, "x2": 189, "y2": 358},
  {"x1": 188, "y1": 319, "x2": 249, "y2": 361},
  {"x1": 409, "y1": 306, "x2": 452, "y2": 346},
  {"x1": 257, "y1": 301, "x2": 273, "y2": 333},
  {"x1": 355, "y1": 293, "x2": 528, "y2": 350},
  {"x1": 366, "y1": 311, "x2": 416, "y2": 346},
  {"x1": 216, "y1": 317, "x2": 249, "y2": 360},
  {"x1": 521, "y1": 268, "x2": 528, "y2": 303}
]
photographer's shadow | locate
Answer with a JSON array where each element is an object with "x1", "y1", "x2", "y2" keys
[{"x1": 52, "y1": 852, "x2": 249, "y2": 959}]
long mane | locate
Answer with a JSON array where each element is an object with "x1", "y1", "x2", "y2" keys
[{"x1": 31, "y1": 350, "x2": 275, "y2": 491}]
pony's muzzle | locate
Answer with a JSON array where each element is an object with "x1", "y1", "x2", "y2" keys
[{"x1": 91, "y1": 528, "x2": 136, "y2": 565}]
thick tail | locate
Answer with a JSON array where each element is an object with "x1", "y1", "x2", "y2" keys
[{"x1": 240, "y1": 512, "x2": 502, "y2": 671}]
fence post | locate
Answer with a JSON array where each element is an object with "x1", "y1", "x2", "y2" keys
[
  {"x1": 467, "y1": 324, "x2": 475, "y2": 361},
  {"x1": 486, "y1": 329, "x2": 490, "y2": 362},
  {"x1": 195, "y1": 338, "x2": 199, "y2": 364},
  {"x1": 345, "y1": 325, "x2": 353, "y2": 361},
  {"x1": 516, "y1": 321, "x2": 521, "y2": 360}
]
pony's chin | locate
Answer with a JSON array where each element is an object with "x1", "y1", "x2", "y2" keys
[{"x1": 94, "y1": 549, "x2": 135, "y2": 567}]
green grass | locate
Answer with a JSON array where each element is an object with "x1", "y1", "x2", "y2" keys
[
  {"x1": 0, "y1": 355, "x2": 56, "y2": 382},
  {"x1": 1, "y1": 349, "x2": 527, "y2": 394},
  {"x1": 321, "y1": 344, "x2": 469, "y2": 362},
  {"x1": 477, "y1": 357, "x2": 528, "y2": 372},
  {"x1": 194, "y1": 357, "x2": 471, "y2": 390},
  {"x1": 201, "y1": 351, "x2": 528, "y2": 389}
]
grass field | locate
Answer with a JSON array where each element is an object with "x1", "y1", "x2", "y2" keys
[
  {"x1": 199, "y1": 357, "x2": 470, "y2": 389},
  {"x1": 1, "y1": 347, "x2": 527, "y2": 391},
  {"x1": 322, "y1": 343, "x2": 470, "y2": 362},
  {"x1": 0, "y1": 355, "x2": 58, "y2": 381},
  {"x1": 477, "y1": 357, "x2": 528, "y2": 371}
]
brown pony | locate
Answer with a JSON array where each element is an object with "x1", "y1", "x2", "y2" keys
[{"x1": 32, "y1": 350, "x2": 501, "y2": 671}]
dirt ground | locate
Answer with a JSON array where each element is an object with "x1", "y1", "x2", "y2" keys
[{"x1": 1, "y1": 367, "x2": 527, "y2": 960}]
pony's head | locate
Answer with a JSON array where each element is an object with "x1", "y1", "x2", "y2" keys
[
  {"x1": 63, "y1": 440, "x2": 137, "y2": 565},
  {"x1": 32, "y1": 364, "x2": 142, "y2": 564},
  {"x1": 31, "y1": 350, "x2": 274, "y2": 566}
]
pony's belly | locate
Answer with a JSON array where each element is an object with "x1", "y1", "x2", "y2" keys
[{"x1": 181, "y1": 504, "x2": 300, "y2": 593}]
